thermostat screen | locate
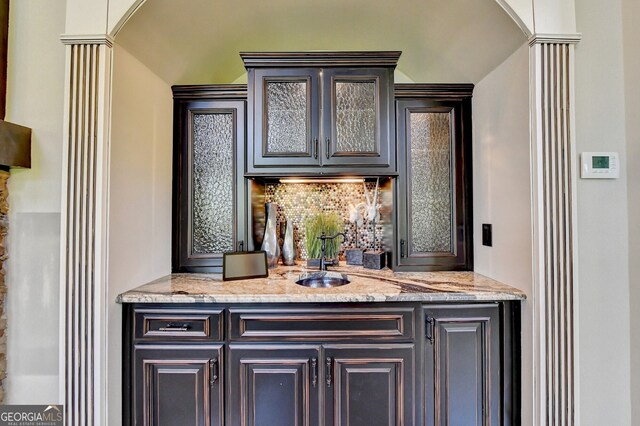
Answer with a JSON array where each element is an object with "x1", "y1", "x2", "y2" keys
[{"x1": 592, "y1": 156, "x2": 610, "y2": 169}]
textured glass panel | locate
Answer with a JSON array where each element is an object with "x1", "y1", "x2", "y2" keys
[
  {"x1": 335, "y1": 81, "x2": 376, "y2": 153},
  {"x1": 191, "y1": 112, "x2": 234, "y2": 254},
  {"x1": 266, "y1": 82, "x2": 308, "y2": 153},
  {"x1": 409, "y1": 112, "x2": 452, "y2": 253}
]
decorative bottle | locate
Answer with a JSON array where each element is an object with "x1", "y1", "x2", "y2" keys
[
  {"x1": 282, "y1": 219, "x2": 296, "y2": 266},
  {"x1": 261, "y1": 203, "x2": 280, "y2": 268}
]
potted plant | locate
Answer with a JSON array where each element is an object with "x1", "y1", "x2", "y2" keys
[{"x1": 304, "y1": 212, "x2": 344, "y2": 267}]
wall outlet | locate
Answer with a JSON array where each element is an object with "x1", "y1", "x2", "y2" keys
[{"x1": 482, "y1": 224, "x2": 492, "y2": 247}]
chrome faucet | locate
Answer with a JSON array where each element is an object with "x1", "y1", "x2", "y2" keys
[{"x1": 317, "y1": 232, "x2": 347, "y2": 271}]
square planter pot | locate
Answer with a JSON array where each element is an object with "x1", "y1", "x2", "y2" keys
[
  {"x1": 345, "y1": 248, "x2": 366, "y2": 265},
  {"x1": 363, "y1": 251, "x2": 386, "y2": 270}
]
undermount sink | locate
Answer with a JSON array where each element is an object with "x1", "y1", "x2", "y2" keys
[{"x1": 295, "y1": 272, "x2": 350, "y2": 288}]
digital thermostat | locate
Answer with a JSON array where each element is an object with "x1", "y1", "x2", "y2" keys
[{"x1": 581, "y1": 152, "x2": 619, "y2": 179}]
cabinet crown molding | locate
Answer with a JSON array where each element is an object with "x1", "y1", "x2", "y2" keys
[
  {"x1": 240, "y1": 51, "x2": 401, "y2": 68},
  {"x1": 172, "y1": 84, "x2": 248, "y2": 100},
  {"x1": 394, "y1": 84, "x2": 474, "y2": 99}
]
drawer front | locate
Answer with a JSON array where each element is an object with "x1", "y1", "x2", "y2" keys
[
  {"x1": 229, "y1": 307, "x2": 414, "y2": 341},
  {"x1": 134, "y1": 308, "x2": 223, "y2": 342}
]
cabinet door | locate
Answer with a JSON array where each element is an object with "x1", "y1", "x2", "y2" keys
[
  {"x1": 423, "y1": 305, "x2": 501, "y2": 426},
  {"x1": 250, "y1": 68, "x2": 321, "y2": 168},
  {"x1": 324, "y1": 344, "x2": 415, "y2": 426},
  {"x1": 133, "y1": 345, "x2": 223, "y2": 426},
  {"x1": 322, "y1": 68, "x2": 394, "y2": 170},
  {"x1": 395, "y1": 98, "x2": 472, "y2": 270},
  {"x1": 227, "y1": 344, "x2": 321, "y2": 426},
  {"x1": 174, "y1": 98, "x2": 246, "y2": 272}
]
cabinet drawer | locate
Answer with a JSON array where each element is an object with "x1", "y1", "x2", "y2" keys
[
  {"x1": 229, "y1": 307, "x2": 414, "y2": 341},
  {"x1": 134, "y1": 308, "x2": 223, "y2": 342}
]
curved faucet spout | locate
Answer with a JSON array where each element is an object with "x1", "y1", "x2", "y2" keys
[{"x1": 316, "y1": 232, "x2": 347, "y2": 270}]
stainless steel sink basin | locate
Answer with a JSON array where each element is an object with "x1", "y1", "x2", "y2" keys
[{"x1": 295, "y1": 272, "x2": 350, "y2": 288}]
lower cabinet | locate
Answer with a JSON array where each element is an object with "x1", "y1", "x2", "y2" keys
[
  {"x1": 133, "y1": 345, "x2": 223, "y2": 426},
  {"x1": 423, "y1": 304, "x2": 503, "y2": 426},
  {"x1": 124, "y1": 302, "x2": 519, "y2": 426},
  {"x1": 227, "y1": 345, "x2": 321, "y2": 426},
  {"x1": 324, "y1": 345, "x2": 415, "y2": 426},
  {"x1": 227, "y1": 344, "x2": 414, "y2": 426}
]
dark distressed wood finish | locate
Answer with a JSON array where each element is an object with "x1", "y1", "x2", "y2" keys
[
  {"x1": 172, "y1": 86, "x2": 247, "y2": 273},
  {"x1": 244, "y1": 53, "x2": 398, "y2": 176},
  {"x1": 324, "y1": 344, "x2": 415, "y2": 426},
  {"x1": 229, "y1": 306, "x2": 414, "y2": 341},
  {"x1": 393, "y1": 84, "x2": 474, "y2": 271},
  {"x1": 423, "y1": 304, "x2": 501, "y2": 426},
  {"x1": 134, "y1": 307, "x2": 223, "y2": 342},
  {"x1": 133, "y1": 345, "x2": 223, "y2": 426},
  {"x1": 227, "y1": 345, "x2": 321, "y2": 426},
  {"x1": 123, "y1": 301, "x2": 520, "y2": 426}
]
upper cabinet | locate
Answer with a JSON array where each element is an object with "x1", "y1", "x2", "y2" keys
[
  {"x1": 242, "y1": 52, "x2": 400, "y2": 176},
  {"x1": 393, "y1": 84, "x2": 474, "y2": 271},
  {"x1": 172, "y1": 85, "x2": 248, "y2": 273}
]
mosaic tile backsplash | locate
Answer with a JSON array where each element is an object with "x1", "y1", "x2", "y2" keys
[{"x1": 264, "y1": 182, "x2": 385, "y2": 260}]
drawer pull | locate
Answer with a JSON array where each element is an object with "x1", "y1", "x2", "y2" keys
[
  {"x1": 425, "y1": 316, "x2": 435, "y2": 345},
  {"x1": 158, "y1": 322, "x2": 192, "y2": 332}
]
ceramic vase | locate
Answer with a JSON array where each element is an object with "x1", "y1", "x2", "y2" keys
[
  {"x1": 282, "y1": 219, "x2": 296, "y2": 266},
  {"x1": 261, "y1": 203, "x2": 280, "y2": 268}
]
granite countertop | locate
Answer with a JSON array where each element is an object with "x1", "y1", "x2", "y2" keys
[{"x1": 116, "y1": 264, "x2": 526, "y2": 304}]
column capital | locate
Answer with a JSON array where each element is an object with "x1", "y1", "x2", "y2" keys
[
  {"x1": 528, "y1": 33, "x2": 582, "y2": 46},
  {"x1": 60, "y1": 34, "x2": 114, "y2": 47}
]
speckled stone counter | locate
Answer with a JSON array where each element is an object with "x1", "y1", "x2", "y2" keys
[{"x1": 116, "y1": 265, "x2": 526, "y2": 304}]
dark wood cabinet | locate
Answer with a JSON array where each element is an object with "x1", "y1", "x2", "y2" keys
[
  {"x1": 324, "y1": 345, "x2": 414, "y2": 426},
  {"x1": 133, "y1": 345, "x2": 223, "y2": 426},
  {"x1": 227, "y1": 345, "x2": 321, "y2": 426},
  {"x1": 423, "y1": 304, "x2": 504, "y2": 426},
  {"x1": 124, "y1": 301, "x2": 519, "y2": 426},
  {"x1": 393, "y1": 84, "x2": 474, "y2": 271},
  {"x1": 242, "y1": 52, "x2": 399, "y2": 176},
  {"x1": 172, "y1": 86, "x2": 247, "y2": 273}
]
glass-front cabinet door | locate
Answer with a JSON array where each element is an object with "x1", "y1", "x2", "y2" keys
[
  {"x1": 395, "y1": 97, "x2": 472, "y2": 270},
  {"x1": 322, "y1": 68, "x2": 394, "y2": 169},
  {"x1": 174, "y1": 94, "x2": 246, "y2": 273},
  {"x1": 251, "y1": 68, "x2": 321, "y2": 168}
]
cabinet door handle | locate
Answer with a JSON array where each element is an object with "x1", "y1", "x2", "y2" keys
[
  {"x1": 326, "y1": 138, "x2": 331, "y2": 159},
  {"x1": 209, "y1": 358, "x2": 218, "y2": 386},
  {"x1": 400, "y1": 239, "x2": 405, "y2": 258},
  {"x1": 158, "y1": 322, "x2": 191, "y2": 332},
  {"x1": 426, "y1": 316, "x2": 435, "y2": 345},
  {"x1": 314, "y1": 138, "x2": 318, "y2": 159},
  {"x1": 325, "y1": 357, "x2": 333, "y2": 386},
  {"x1": 238, "y1": 240, "x2": 244, "y2": 251},
  {"x1": 311, "y1": 358, "x2": 318, "y2": 388}
]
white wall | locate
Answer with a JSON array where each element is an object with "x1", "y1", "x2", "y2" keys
[
  {"x1": 4, "y1": 0, "x2": 66, "y2": 404},
  {"x1": 472, "y1": 43, "x2": 533, "y2": 425},
  {"x1": 622, "y1": 0, "x2": 640, "y2": 422},
  {"x1": 106, "y1": 43, "x2": 173, "y2": 424},
  {"x1": 575, "y1": 0, "x2": 631, "y2": 424}
]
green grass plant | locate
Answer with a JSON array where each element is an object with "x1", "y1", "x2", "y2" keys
[{"x1": 304, "y1": 212, "x2": 344, "y2": 259}]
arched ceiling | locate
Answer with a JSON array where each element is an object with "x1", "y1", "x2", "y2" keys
[{"x1": 115, "y1": 0, "x2": 527, "y2": 85}]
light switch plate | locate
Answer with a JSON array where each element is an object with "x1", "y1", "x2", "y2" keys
[{"x1": 581, "y1": 152, "x2": 619, "y2": 179}]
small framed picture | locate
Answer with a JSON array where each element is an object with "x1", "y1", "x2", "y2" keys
[{"x1": 223, "y1": 251, "x2": 269, "y2": 281}]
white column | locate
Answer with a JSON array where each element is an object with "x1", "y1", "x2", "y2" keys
[
  {"x1": 529, "y1": 33, "x2": 581, "y2": 426},
  {"x1": 59, "y1": 34, "x2": 113, "y2": 426}
]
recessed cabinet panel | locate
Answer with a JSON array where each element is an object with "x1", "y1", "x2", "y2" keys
[
  {"x1": 324, "y1": 345, "x2": 414, "y2": 426},
  {"x1": 133, "y1": 345, "x2": 223, "y2": 426},
  {"x1": 423, "y1": 305, "x2": 501, "y2": 426},
  {"x1": 227, "y1": 345, "x2": 321, "y2": 426}
]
